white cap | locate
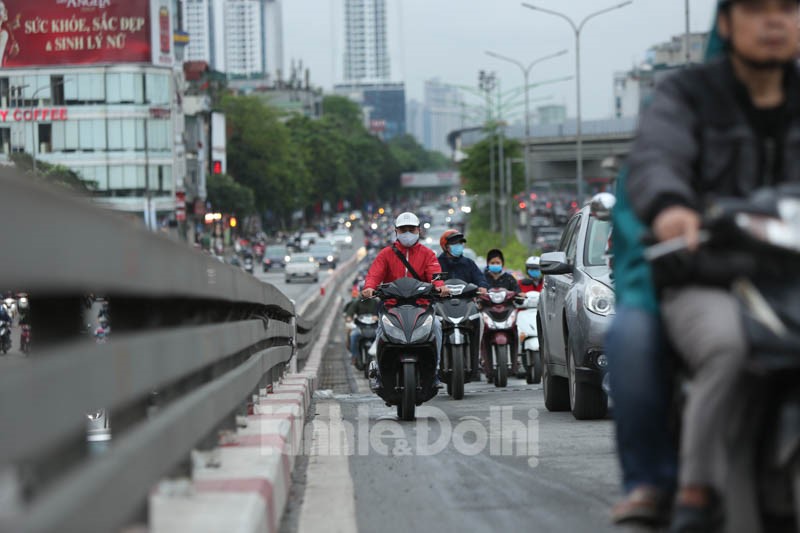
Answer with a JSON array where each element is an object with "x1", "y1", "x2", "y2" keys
[
  {"x1": 394, "y1": 212, "x2": 420, "y2": 227},
  {"x1": 525, "y1": 256, "x2": 541, "y2": 267}
]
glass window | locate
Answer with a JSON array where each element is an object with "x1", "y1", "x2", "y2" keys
[
  {"x1": 121, "y1": 120, "x2": 136, "y2": 149},
  {"x1": 145, "y1": 73, "x2": 170, "y2": 105},
  {"x1": 106, "y1": 73, "x2": 121, "y2": 103},
  {"x1": 52, "y1": 122, "x2": 65, "y2": 151},
  {"x1": 565, "y1": 216, "x2": 582, "y2": 264},
  {"x1": 159, "y1": 165, "x2": 172, "y2": 192},
  {"x1": 109, "y1": 165, "x2": 124, "y2": 189},
  {"x1": 95, "y1": 165, "x2": 108, "y2": 190},
  {"x1": 79, "y1": 121, "x2": 94, "y2": 151},
  {"x1": 119, "y1": 73, "x2": 143, "y2": 103},
  {"x1": 146, "y1": 120, "x2": 170, "y2": 150},
  {"x1": 107, "y1": 120, "x2": 122, "y2": 150},
  {"x1": 123, "y1": 165, "x2": 137, "y2": 189},
  {"x1": 585, "y1": 218, "x2": 613, "y2": 267},
  {"x1": 64, "y1": 121, "x2": 79, "y2": 150},
  {"x1": 92, "y1": 120, "x2": 106, "y2": 150},
  {"x1": 558, "y1": 215, "x2": 579, "y2": 251},
  {"x1": 136, "y1": 166, "x2": 146, "y2": 188},
  {"x1": 135, "y1": 119, "x2": 145, "y2": 149},
  {"x1": 64, "y1": 74, "x2": 79, "y2": 102}
]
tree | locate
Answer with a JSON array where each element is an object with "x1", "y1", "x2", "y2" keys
[
  {"x1": 222, "y1": 94, "x2": 312, "y2": 227},
  {"x1": 321, "y1": 95, "x2": 364, "y2": 132},
  {"x1": 388, "y1": 134, "x2": 452, "y2": 173},
  {"x1": 206, "y1": 173, "x2": 256, "y2": 215},
  {"x1": 459, "y1": 133, "x2": 525, "y2": 195}
]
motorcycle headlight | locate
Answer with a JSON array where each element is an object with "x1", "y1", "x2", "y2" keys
[
  {"x1": 410, "y1": 315, "x2": 434, "y2": 343},
  {"x1": 585, "y1": 281, "x2": 615, "y2": 317},
  {"x1": 736, "y1": 211, "x2": 800, "y2": 253},
  {"x1": 381, "y1": 315, "x2": 406, "y2": 342},
  {"x1": 489, "y1": 291, "x2": 507, "y2": 304}
]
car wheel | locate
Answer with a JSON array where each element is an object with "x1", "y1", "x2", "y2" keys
[
  {"x1": 567, "y1": 340, "x2": 608, "y2": 420},
  {"x1": 540, "y1": 316, "x2": 569, "y2": 412}
]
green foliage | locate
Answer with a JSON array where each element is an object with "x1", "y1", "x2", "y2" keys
[
  {"x1": 206, "y1": 173, "x2": 256, "y2": 215},
  {"x1": 11, "y1": 153, "x2": 92, "y2": 192},
  {"x1": 388, "y1": 134, "x2": 452, "y2": 173},
  {"x1": 460, "y1": 133, "x2": 525, "y2": 195},
  {"x1": 321, "y1": 95, "x2": 364, "y2": 133}
]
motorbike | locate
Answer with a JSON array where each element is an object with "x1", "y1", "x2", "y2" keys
[
  {"x1": 0, "y1": 321, "x2": 11, "y2": 354},
  {"x1": 2, "y1": 298, "x2": 16, "y2": 321},
  {"x1": 479, "y1": 288, "x2": 520, "y2": 388},
  {"x1": 645, "y1": 184, "x2": 800, "y2": 533},
  {"x1": 434, "y1": 278, "x2": 480, "y2": 400},
  {"x1": 353, "y1": 313, "x2": 378, "y2": 379},
  {"x1": 369, "y1": 277, "x2": 440, "y2": 421},
  {"x1": 243, "y1": 256, "x2": 254, "y2": 274},
  {"x1": 516, "y1": 290, "x2": 542, "y2": 384},
  {"x1": 19, "y1": 324, "x2": 31, "y2": 354}
]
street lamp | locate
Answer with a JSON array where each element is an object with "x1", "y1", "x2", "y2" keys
[
  {"x1": 485, "y1": 48, "x2": 567, "y2": 244},
  {"x1": 521, "y1": 1, "x2": 633, "y2": 200}
]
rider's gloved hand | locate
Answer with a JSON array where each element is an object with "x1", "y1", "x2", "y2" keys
[
  {"x1": 653, "y1": 206, "x2": 702, "y2": 250},
  {"x1": 437, "y1": 285, "x2": 450, "y2": 297},
  {"x1": 361, "y1": 288, "x2": 375, "y2": 299}
]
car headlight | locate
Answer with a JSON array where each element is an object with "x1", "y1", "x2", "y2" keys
[
  {"x1": 346, "y1": 236, "x2": 352, "y2": 243},
  {"x1": 327, "y1": 255, "x2": 334, "y2": 262},
  {"x1": 381, "y1": 315, "x2": 406, "y2": 342},
  {"x1": 410, "y1": 315, "x2": 434, "y2": 343},
  {"x1": 585, "y1": 281, "x2": 615, "y2": 316},
  {"x1": 285, "y1": 256, "x2": 291, "y2": 262}
]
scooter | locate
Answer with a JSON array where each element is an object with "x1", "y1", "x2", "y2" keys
[
  {"x1": 243, "y1": 256, "x2": 255, "y2": 274},
  {"x1": 19, "y1": 324, "x2": 31, "y2": 354},
  {"x1": 516, "y1": 291, "x2": 542, "y2": 384},
  {"x1": 435, "y1": 278, "x2": 480, "y2": 400},
  {"x1": 645, "y1": 184, "x2": 800, "y2": 533},
  {"x1": 354, "y1": 313, "x2": 378, "y2": 379},
  {"x1": 479, "y1": 288, "x2": 520, "y2": 388},
  {"x1": 369, "y1": 277, "x2": 440, "y2": 421},
  {"x1": 0, "y1": 321, "x2": 11, "y2": 354}
]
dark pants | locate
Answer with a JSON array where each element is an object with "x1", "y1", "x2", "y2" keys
[{"x1": 606, "y1": 306, "x2": 677, "y2": 494}]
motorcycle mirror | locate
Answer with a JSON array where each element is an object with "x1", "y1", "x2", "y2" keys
[
  {"x1": 590, "y1": 192, "x2": 616, "y2": 222},
  {"x1": 432, "y1": 272, "x2": 447, "y2": 282}
]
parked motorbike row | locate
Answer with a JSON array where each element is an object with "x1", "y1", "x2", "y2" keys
[{"x1": 352, "y1": 275, "x2": 542, "y2": 421}]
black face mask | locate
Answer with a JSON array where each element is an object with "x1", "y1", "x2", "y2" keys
[{"x1": 732, "y1": 48, "x2": 793, "y2": 71}]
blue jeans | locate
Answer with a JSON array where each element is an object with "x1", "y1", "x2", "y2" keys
[
  {"x1": 606, "y1": 306, "x2": 677, "y2": 495},
  {"x1": 349, "y1": 328, "x2": 361, "y2": 359}
]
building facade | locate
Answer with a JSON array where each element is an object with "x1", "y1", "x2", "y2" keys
[
  {"x1": 334, "y1": 82, "x2": 405, "y2": 141},
  {"x1": 182, "y1": 0, "x2": 284, "y2": 79},
  {"x1": 343, "y1": 0, "x2": 390, "y2": 82}
]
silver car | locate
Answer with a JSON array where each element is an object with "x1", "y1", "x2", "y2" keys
[
  {"x1": 285, "y1": 253, "x2": 319, "y2": 283},
  {"x1": 538, "y1": 204, "x2": 613, "y2": 421}
]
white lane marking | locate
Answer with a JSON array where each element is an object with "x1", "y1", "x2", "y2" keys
[{"x1": 297, "y1": 400, "x2": 358, "y2": 533}]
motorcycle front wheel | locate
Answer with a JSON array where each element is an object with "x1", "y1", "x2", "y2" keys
[
  {"x1": 450, "y1": 345, "x2": 465, "y2": 400},
  {"x1": 494, "y1": 345, "x2": 508, "y2": 388},
  {"x1": 398, "y1": 362, "x2": 416, "y2": 421}
]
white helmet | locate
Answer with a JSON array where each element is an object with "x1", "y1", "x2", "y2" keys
[
  {"x1": 525, "y1": 256, "x2": 541, "y2": 269},
  {"x1": 394, "y1": 212, "x2": 420, "y2": 228},
  {"x1": 17, "y1": 297, "x2": 28, "y2": 310}
]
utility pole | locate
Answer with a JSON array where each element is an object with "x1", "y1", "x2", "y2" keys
[
  {"x1": 479, "y1": 70, "x2": 498, "y2": 232},
  {"x1": 685, "y1": 0, "x2": 691, "y2": 65}
]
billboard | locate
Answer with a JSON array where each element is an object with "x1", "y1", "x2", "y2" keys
[
  {"x1": 0, "y1": 0, "x2": 173, "y2": 68},
  {"x1": 401, "y1": 172, "x2": 461, "y2": 189}
]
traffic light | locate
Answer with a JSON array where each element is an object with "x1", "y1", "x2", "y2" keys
[{"x1": 212, "y1": 160, "x2": 222, "y2": 174}]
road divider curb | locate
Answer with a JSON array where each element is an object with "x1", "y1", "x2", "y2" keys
[{"x1": 150, "y1": 293, "x2": 343, "y2": 533}]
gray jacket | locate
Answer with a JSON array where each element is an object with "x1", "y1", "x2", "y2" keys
[{"x1": 627, "y1": 58, "x2": 800, "y2": 224}]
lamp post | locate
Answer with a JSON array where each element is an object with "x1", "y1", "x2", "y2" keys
[
  {"x1": 521, "y1": 1, "x2": 633, "y2": 200},
  {"x1": 484, "y1": 49, "x2": 567, "y2": 196},
  {"x1": 479, "y1": 70, "x2": 497, "y2": 232},
  {"x1": 30, "y1": 78, "x2": 71, "y2": 174}
]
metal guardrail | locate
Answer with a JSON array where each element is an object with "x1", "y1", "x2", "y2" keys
[{"x1": 0, "y1": 170, "x2": 318, "y2": 532}]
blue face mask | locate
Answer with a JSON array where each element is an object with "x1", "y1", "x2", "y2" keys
[
  {"x1": 488, "y1": 264, "x2": 503, "y2": 274},
  {"x1": 449, "y1": 244, "x2": 464, "y2": 257},
  {"x1": 528, "y1": 269, "x2": 542, "y2": 280}
]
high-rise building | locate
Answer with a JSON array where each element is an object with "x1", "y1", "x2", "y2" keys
[
  {"x1": 334, "y1": 82, "x2": 406, "y2": 141},
  {"x1": 344, "y1": 0, "x2": 390, "y2": 82},
  {"x1": 423, "y1": 79, "x2": 463, "y2": 155},
  {"x1": 182, "y1": 0, "x2": 284, "y2": 79}
]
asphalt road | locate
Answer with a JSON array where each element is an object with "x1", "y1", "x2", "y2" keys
[{"x1": 282, "y1": 291, "x2": 624, "y2": 533}]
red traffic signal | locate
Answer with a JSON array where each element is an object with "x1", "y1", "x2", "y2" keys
[{"x1": 212, "y1": 160, "x2": 222, "y2": 174}]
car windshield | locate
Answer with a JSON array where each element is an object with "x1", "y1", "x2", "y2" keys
[
  {"x1": 266, "y1": 246, "x2": 287, "y2": 255},
  {"x1": 585, "y1": 218, "x2": 613, "y2": 266},
  {"x1": 310, "y1": 245, "x2": 334, "y2": 254}
]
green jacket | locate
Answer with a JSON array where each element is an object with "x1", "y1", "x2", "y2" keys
[{"x1": 612, "y1": 10, "x2": 724, "y2": 313}]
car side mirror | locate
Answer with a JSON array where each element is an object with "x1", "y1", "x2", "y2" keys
[
  {"x1": 540, "y1": 252, "x2": 573, "y2": 275},
  {"x1": 590, "y1": 192, "x2": 616, "y2": 222}
]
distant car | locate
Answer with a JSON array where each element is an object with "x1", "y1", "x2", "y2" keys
[
  {"x1": 423, "y1": 226, "x2": 451, "y2": 248},
  {"x1": 285, "y1": 253, "x2": 319, "y2": 283},
  {"x1": 538, "y1": 204, "x2": 613, "y2": 420},
  {"x1": 309, "y1": 243, "x2": 338, "y2": 269},
  {"x1": 535, "y1": 227, "x2": 564, "y2": 253},
  {"x1": 262, "y1": 245, "x2": 290, "y2": 272},
  {"x1": 330, "y1": 228, "x2": 353, "y2": 248},
  {"x1": 299, "y1": 232, "x2": 321, "y2": 250}
]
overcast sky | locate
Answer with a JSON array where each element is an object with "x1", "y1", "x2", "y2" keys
[{"x1": 283, "y1": 0, "x2": 719, "y2": 120}]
